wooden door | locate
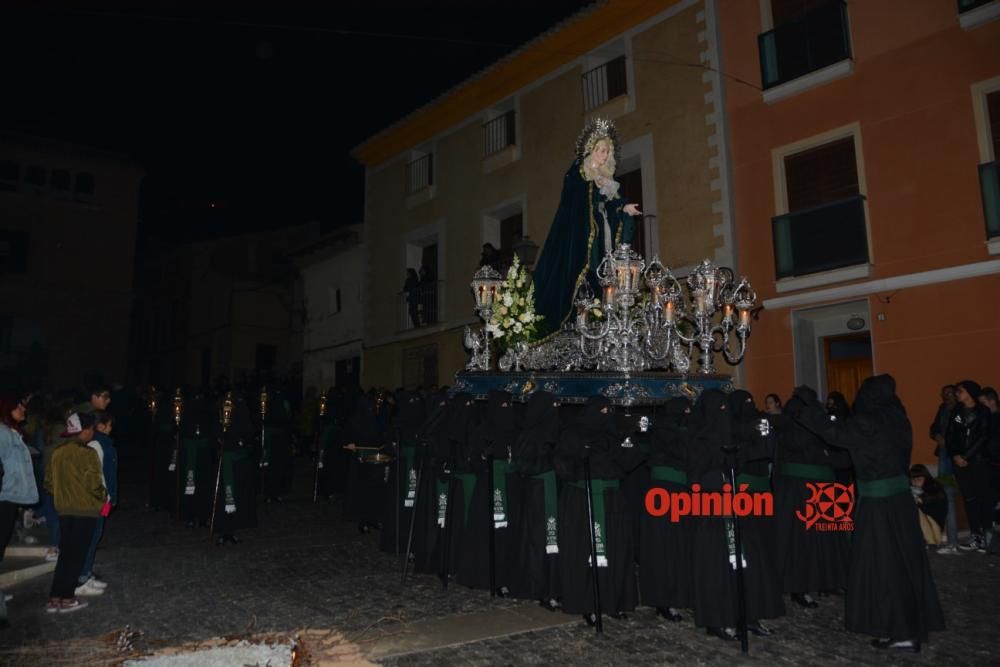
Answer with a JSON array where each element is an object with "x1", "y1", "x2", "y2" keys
[{"x1": 823, "y1": 332, "x2": 872, "y2": 407}]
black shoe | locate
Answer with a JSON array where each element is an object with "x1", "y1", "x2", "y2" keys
[
  {"x1": 748, "y1": 620, "x2": 774, "y2": 637},
  {"x1": 215, "y1": 536, "x2": 226, "y2": 546},
  {"x1": 358, "y1": 523, "x2": 371, "y2": 535},
  {"x1": 582, "y1": 612, "x2": 598, "y2": 627},
  {"x1": 226, "y1": 535, "x2": 241, "y2": 545},
  {"x1": 612, "y1": 611, "x2": 628, "y2": 621},
  {"x1": 791, "y1": 593, "x2": 819, "y2": 609},
  {"x1": 185, "y1": 520, "x2": 195, "y2": 529},
  {"x1": 495, "y1": 586, "x2": 510, "y2": 598},
  {"x1": 656, "y1": 607, "x2": 683, "y2": 622},
  {"x1": 707, "y1": 627, "x2": 737, "y2": 641},
  {"x1": 872, "y1": 638, "x2": 920, "y2": 652}
]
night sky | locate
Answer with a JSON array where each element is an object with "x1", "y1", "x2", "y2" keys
[{"x1": 1, "y1": 2, "x2": 593, "y2": 246}]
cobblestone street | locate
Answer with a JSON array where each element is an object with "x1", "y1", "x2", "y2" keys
[{"x1": 2, "y1": 459, "x2": 997, "y2": 666}]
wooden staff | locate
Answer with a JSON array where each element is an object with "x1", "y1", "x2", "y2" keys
[
  {"x1": 209, "y1": 392, "x2": 234, "y2": 536},
  {"x1": 172, "y1": 388, "x2": 184, "y2": 520},
  {"x1": 583, "y1": 455, "x2": 603, "y2": 635},
  {"x1": 312, "y1": 392, "x2": 327, "y2": 502},
  {"x1": 146, "y1": 386, "x2": 158, "y2": 509},
  {"x1": 258, "y1": 387, "x2": 269, "y2": 498}
]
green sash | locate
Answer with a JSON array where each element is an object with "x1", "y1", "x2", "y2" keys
[
  {"x1": 402, "y1": 447, "x2": 417, "y2": 508},
  {"x1": 492, "y1": 459, "x2": 514, "y2": 528},
  {"x1": 533, "y1": 470, "x2": 558, "y2": 554},
  {"x1": 222, "y1": 449, "x2": 249, "y2": 513},
  {"x1": 650, "y1": 465, "x2": 687, "y2": 486},
  {"x1": 857, "y1": 474, "x2": 909, "y2": 498},
  {"x1": 735, "y1": 473, "x2": 771, "y2": 493},
  {"x1": 454, "y1": 473, "x2": 477, "y2": 526},
  {"x1": 436, "y1": 479, "x2": 449, "y2": 528},
  {"x1": 777, "y1": 462, "x2": 835, "y2": 482},
  {"x1": 182, "y1": 437, "x2": 210, "y2": 495},
  {"x1": 571, "y1": 479, "x2": 619, "y2": 568}
]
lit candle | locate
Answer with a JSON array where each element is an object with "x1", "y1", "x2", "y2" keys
[
  {"x1": 695, "y1": 292, "x2": 706, "y2": 316},
  {"x1": 616, "y1": 267, "x2": 626, "y2": 290},
  {"x1": 604, "y1": 285, "x2": 616, "y2": 307},
  {"x1": 722, "y1": 303, "x2": 734, "y2": 324},
  {"x1": 665, "y1": 300, "x2": 675, "y2": 324},
  {"x1": 630, "y1": 265, "x2": 639, "y2": 290},
  {"x1": 739, "y1": 308, "x2": 751, "y2": 329}
]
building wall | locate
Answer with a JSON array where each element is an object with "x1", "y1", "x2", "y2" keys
[
  {"x1": 720, "y1": 0, "x2": 1000, "y2": 463},
  {"x1": 300, "y1": 233, "x2": 365, "y2": 392},
  {"x1": 359, "y1": 0, "x2": 731, "y2": 389},
  {"x1": 0, "y1": 134, "x2": 143, "y2": 390}
]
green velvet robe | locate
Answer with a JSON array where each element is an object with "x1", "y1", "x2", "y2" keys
[{"x1": 533, "y1": 159, "x2": 634, "y2": 337}]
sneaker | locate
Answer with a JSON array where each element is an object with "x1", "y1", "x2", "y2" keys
[
  {"x1": 936, "y1": 545, "x2": 962, "y2": 555},
  {"x1": 45, "y1": 599, "x2": 62, "y2": 613},
  {"x1": 44, "y1": 548, "x2": 59, "y2": 562},
  {"x1": 81, "y1": 576, "x2": 108, "y2": 590},
  {"x1": 58, "y1": 598, "x2": 88, "y2": 613},
  {"x1": 74, "y1": 580, "x2": 105, "y2": 597},
  {"x1": 958, "y1": 539, "x2": 979, "y2": 552}
]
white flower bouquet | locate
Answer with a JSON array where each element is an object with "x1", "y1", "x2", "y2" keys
[{"x1": 485, "y1": 255, "x2": 543, "y2": 351}]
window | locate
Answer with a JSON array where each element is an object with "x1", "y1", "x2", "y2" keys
[
  {"x1": 0, "y1": 231, "x2": 29, "y2": 274},
  {"x1": 405, "y1": 153, "x2": 433, "y2": 195},
  {"x1": 331, "y1": 287, "x2": 342, "y2": 314},
  {"x1": 0, "y1": 160, "x2": 18, "y2": 192},
  {"x1": 980, "y1": 90, "x2": 1000, "y2": 239},
  {"x1": 758, "y1": 0, "x2": 851, "y2": 91},
  {"x1": 50, "y1": 168, "x2": 71, "y2": 199},
  {"x1": 582, "y1": 55, "x2": 628, "y2": 112},
  {"x1": 24, "y1": 164, "x2": 46, "y2": 188},
  {"x1": 335, "y1": 356, "x2": 360, "y2": 388},
  {"x1": 74, "y1": 171, "x2": 95, "y2": 202},
  {"x1": 772, "y1": 135, "x2": 868, "y2": 279},
  {"x1": 498, "y1": 213, "x2": 523, "y2": 271},
  {"x1": 482, "y1": 109, "x2": 517, "y2": 157}
]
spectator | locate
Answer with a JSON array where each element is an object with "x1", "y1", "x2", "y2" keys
[
  {"x1": 978, "y1": 387, "x2": 1000, "y2": 539},
  {"x1": 930, "y1": 384, "x2": 961, "y2": 554},
  {"x1": 45, "y1": 412, "x2": 106, "y2": 613},
  {"x1": 74, "y1": 385, "x2": 111, "y2": 416},
  {"x1": 404, "y1": 268, "x2": 421, "y2": 328},
  {"x1": 825, "y1": 392, "x2": 851, "y2": 420},
  {"x1": 910, "y1": 464, "x2": 947, "y2": 546},
  {"x1": 76, "y1": 410, "x2": 117, "y2": 596},
  {"x1": 947, "y1": 381, "x2": 992, "y2": 553},
  {"x1": 479, "y1": 243, "x2": 501, "y2": 270},
  {"x1": 0, "y1": 395, "x2": 40, "y2": 628},
  {"x1": 764, "y1": 393, "x2": 782, "y2": 416}
]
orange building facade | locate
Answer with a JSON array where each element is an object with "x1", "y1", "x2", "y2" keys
[{"x1": 718, "y1": 0, "x2": 1000, "y2": 463}]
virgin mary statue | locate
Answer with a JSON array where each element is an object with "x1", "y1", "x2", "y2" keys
[{"x1": 532, "y1": 118, "x2": 641, "y2": 337}]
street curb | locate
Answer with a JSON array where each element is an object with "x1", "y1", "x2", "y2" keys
[
  {"x1": 0, "y1": 560, "x2": 55, "y2": 589},
  {"x1": 4, "y1": 546, "x2": 49, "y2": 558}
]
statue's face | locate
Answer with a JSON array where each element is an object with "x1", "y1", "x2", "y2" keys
[{"x1": 591, "y1": 140, "x2": 610, "y2": 167}]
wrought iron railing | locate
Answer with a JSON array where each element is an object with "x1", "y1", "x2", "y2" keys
[
  {"x1": 482, "y1": 110, "x2": 516, "y2": 157},
  {"x1": 958, "y1": 0, "x2": 995, "y2": 13},
  {"x1": 758, "y1": 1, "x2": 851, "y2": 90},
  {"x1": 980, "y1": 161, "x2": 1000, "y2": 239},
  {"x1": 405, "y1": 154, "x2": 433, "y2": 195},
  {"x1": 772, "y1": 194, "x2": 868, "y2": 279},
  {"x1": 399, "y1": 280, "x2": 444, "y2": 331},
  {"x1": 581, "y1": 55, "x2": 627, "y2": 112}
]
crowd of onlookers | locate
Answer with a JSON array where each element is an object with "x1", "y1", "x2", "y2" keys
[
  {"x1": 926, "y1": 382, "x2": 1000, "y2": 554},
  {"x1": 0, "y1": 386, "x2": 119, "y2": 623}
]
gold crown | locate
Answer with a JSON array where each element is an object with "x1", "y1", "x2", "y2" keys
[{"x1": 575, "y1": 117, "x2": 620, "y2": 164}]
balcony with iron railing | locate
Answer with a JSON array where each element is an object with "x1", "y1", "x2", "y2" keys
[
  {"x1": 772, "y1": 194, "x2": 869, "y2": 281},
  {"x1": 758, "y1": 1, "x2": 851, "y2": 96},
  {"x1": 581, "y1": 55, "x2": 628, "y2": 114},
  {"x1": 482, "y1": 110, "x2": 516, "y2": 158},
  {"x1": 980, "y1": 161, "x2": 1000, "y2": 247},
  {"x1": 399, "y1": 280, "x2": 445, "y2": 332},
  {"x1": 405, "y1": 154, "x2": 433, "y2": 195}
]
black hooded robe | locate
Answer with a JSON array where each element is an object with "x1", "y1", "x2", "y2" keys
[
  {"x1": 555, "y1": 397, "x2": 641, "y2": 616},
  {"x1": 797, "y1": 375, "x2": 945, "y2": 643}
]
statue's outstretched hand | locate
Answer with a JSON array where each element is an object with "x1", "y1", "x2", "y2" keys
[{"x1": 623, "y1": 203, "x2": 642, "y2": 216}]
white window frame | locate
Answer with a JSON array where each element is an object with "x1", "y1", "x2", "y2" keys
[
  {"x1": 771, "y1": 122, "x2": 872, "y2": 292},
  {"x1": 972, "y1": 75, "x2": 1000, "y2": 254}
]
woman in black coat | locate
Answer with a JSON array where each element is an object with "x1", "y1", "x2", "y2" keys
[{"x1": 796, "y1": 375, "x2": 944, "y2": 652}]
